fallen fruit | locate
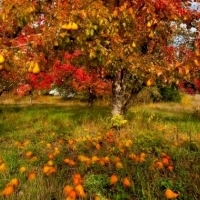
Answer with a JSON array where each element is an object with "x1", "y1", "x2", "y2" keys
[
  {"x1": 27, "y1": 172, "x2": 36, "y2": 180},
  {"x1": 42, "y1": 165, "x2": 50, "y2": 174},
  {"x1": 110, "y1": 174, "x2": 118, "y2": 185},
  {"x1": 63, "y1": 185, "x2": 73, "y2": 197},
  {"x1": 74, "y1": 184, "x2": 86, "y2": 197},
  {"x1": 19, "y1": 166, "x2": 27, "y2": 173},
  {"x1": 116, "y1": 161, "x2": 123, "y2": 169},
  {"x1": 25, "y1": 151, "x2": 33, "y2": 158},
  {"x1": 8, "y1": 178, "x2": 20, "y2": 187},
  {"x1": 155, "y1": 161, "x2": 164, "y2": 169},
  {"x1": 164, "y1": 189, "x2": 179, "y2": 199},
  {"x1": 1, "y1": 185, "x2": 14, "y2": 197},
  {"x1": 0, "y1": 163, "x2": 6, "y2": 172},
  {"x1": 68, "y1": 190, "x2": 77, "y2": 199},
  {"x1": 122, "y1": 177, "x2": 131, "y2": 187},
  {"x1": 162, "y1": 157, "x2": 170, "y2": 167}
]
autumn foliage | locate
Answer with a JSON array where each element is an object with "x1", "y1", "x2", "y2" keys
[{"x1": 0, "y1": 0, "x2": 200, "y2": 113}]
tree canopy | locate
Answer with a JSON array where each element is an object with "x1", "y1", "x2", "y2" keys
[{"x1": 0, "y1": 0, "x2": 200, "y2": 115}]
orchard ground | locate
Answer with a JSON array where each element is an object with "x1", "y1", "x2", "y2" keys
[{"x1": 0, "y1": 94, "x2": 200, "y2": 200}]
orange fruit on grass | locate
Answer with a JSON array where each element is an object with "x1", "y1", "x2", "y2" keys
[
  {"x1": 113, "y1": 156, "x2": 121, "y2": 163},
  {"x1": 110, "y1": 174, "x2": 118, "y2": 185},
  {"x1": 63, "y1": 185, "x2": 73, "y2": 197},
  {"x1": 155, "y1": 161, "x2": 164, "y2": 169},
  {"x1": 167, "y1": 165, "x2": 174, "y2": 171},
  {"x1": 27, "y1": 172, "x2": 36, "y2": 180},
  {"x1": 73, "y1": 173, "x2": 82, "y2": 179},
  {"x1": 164, "y1": 189, "x2": 179, "y2": 199},
  {"x1": 162, "y1": 157, "x2": 170, "y2": 167},
  {"x1": 8, "y1": 178, "x2": 20, "y2": 187},
  {"x1": 91, "y1": 156, "x2": 100, "y2": 163},
  {"x1": 46, "y1": 166, "x2": 57, "y2": 176},
  {"x1": 0, "y1": 163, "x2": 6, "y2": 172},
  {"x1": 47, "y1": 160, "x2": 54, "y2": 166},
  {"x1": 73, "y1": 177, "x2": 81, "y2": 186},
  {"x1": 63, "y1": 185, "x2": 73, "y2": 196},
  {"x1": 74, "y1": 184, "x2": 86, "y2": 197},
  {"x1": 103, "y1": 156, "x2": 110, "y2": 163},
  {"x1": 1, "y1": 185, "x2": 14, "y2": 197},
  {"x1": 116, "y1": 161, "x2": 123, "y2": 169},
  {"x1": 72, "y1": 173, "x2": 83, "y2": 186},
  {"x1": 99, "y1": 159, "x2": 105, "y2": 166},
  {"x1": 95, "y1": 143, "x2": 101, "y2": 150},
  {"x1": 42, "y1": 165, "x2": 50, "y2": 174},
  {"x1": 48, "y1": 154, "x2": 54, "y2": 160},
  {"x1": 122, "y1": 177, "x2": 131, "y2": 187},
  {"x1": 25, "y1": 151, "x2": 33, "y2": 158},
  {"x1": 94, "y1": 195, "x2": 101, "y2": 200},
  {"x1": 68, "y1": 160, "x2": 76, "y2": 166},
  {"x1": 68, "y1": 190, "x2": 77, "y2": 199}
]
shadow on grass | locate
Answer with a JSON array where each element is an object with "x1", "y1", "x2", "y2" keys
[{"x1": 0, "y1": 104, "x2": 111, "y2": 135}]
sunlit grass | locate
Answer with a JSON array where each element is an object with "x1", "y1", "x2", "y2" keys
[{"x1": 0, "y1": 99, "x2": 200, "y2": 200}]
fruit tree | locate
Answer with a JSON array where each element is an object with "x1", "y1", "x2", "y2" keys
[{"x1": 0, "y1": 0, "x2": 200, "y2": 115}]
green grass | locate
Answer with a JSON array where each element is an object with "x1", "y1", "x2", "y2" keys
[{"x1": 0, "y1": 101, "x2": 200, "y2": 200}]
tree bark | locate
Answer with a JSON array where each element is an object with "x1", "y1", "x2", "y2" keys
[
  {"x1": 111, "y1": 70, "x2": 143, "y2": 116},
  {"x1": 111, "y1": 70, "x2": 126, "y2": 116}
]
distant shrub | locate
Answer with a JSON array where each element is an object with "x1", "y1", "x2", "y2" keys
[
  {"x1": 159, "y1": 84, "x2": 181, "y2": 102},
  {"x1": 134, "y1": 87, "x2": 163, "y2": 104}
]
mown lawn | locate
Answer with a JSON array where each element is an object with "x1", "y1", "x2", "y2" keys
[{"x1": 0, "y1": 100, "x2": 200, "y2": 200}]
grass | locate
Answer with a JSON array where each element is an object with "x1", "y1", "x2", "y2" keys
[{"x1": 0, "y1": 98, "x2": 200, "y2": 200}]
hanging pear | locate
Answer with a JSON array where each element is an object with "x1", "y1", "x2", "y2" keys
[
  {"x1": 28, "y1": 61, "x2": 35, "y2": 72},
  {"x1": 71, "y1": 22, "x2": 78, "y2": 30},
  {"x1": 0, "y1": 54, "x2": 5, "y2": 64},
  {"x1": 32, "y1": 62, "x2": 40, "y2": 74}
]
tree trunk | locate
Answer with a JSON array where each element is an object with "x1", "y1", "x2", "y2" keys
[
  {"x1": 111, "y1": 70, "x2": 143, "y2": 117},
  {"x1": 111, "y1": 70, "x2": 126, "y2": 116},
  {"x1": 29, "y1": 91, "x2": 33, "y2": 105}
]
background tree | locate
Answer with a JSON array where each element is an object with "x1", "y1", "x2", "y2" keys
[{"x1": 0, "y1": 0, "x2": 200, "y2": 116}]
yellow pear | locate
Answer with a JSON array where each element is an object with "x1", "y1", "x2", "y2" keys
[
  {"x1": 146, "y1": 76, "x2": 155, "y2": 86},
  {"x1": 61, "y1": 24, "x2": 69, "y2": 29},
  {"x1": 71, "y1": 22, "x2": 78, "y2": 30},
  {"x1": 147, "y1": 21, "x2": 152, "y2": 27},
  {"x1": 61, "y1": 23, "x2": 72, "y2": 30},
  {"x1": 148, "y1": 30, "x2": 154, "y2": 38},
  {"x1": 32, "y1": 62, "x2": 40, "y2": 74},
  {"x1": 0, "y1": 54, "x2": 5, "y2": 64},
  {"x1": 28, "y1": 61, "x2": 35, "y2": 72},
  {"x1": 132, "y1": 42, "x2": 136, "y2": 48}
]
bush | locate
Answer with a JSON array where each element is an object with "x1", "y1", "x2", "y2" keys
[
  {"x1": 159, "y1": 84, "x2": 181, "y2": 102},
  {"x1": 134, "y1": 87, "x2": 163, "y2": 104}
]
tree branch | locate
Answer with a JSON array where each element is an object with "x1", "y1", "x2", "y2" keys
[{"x1": 0, "y1": 44, "x2": 30, "y2": 50}]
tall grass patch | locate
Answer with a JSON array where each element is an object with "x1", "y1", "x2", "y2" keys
[{"x1": 0, "y1": 102, "x2": 199, "y2": 200}]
